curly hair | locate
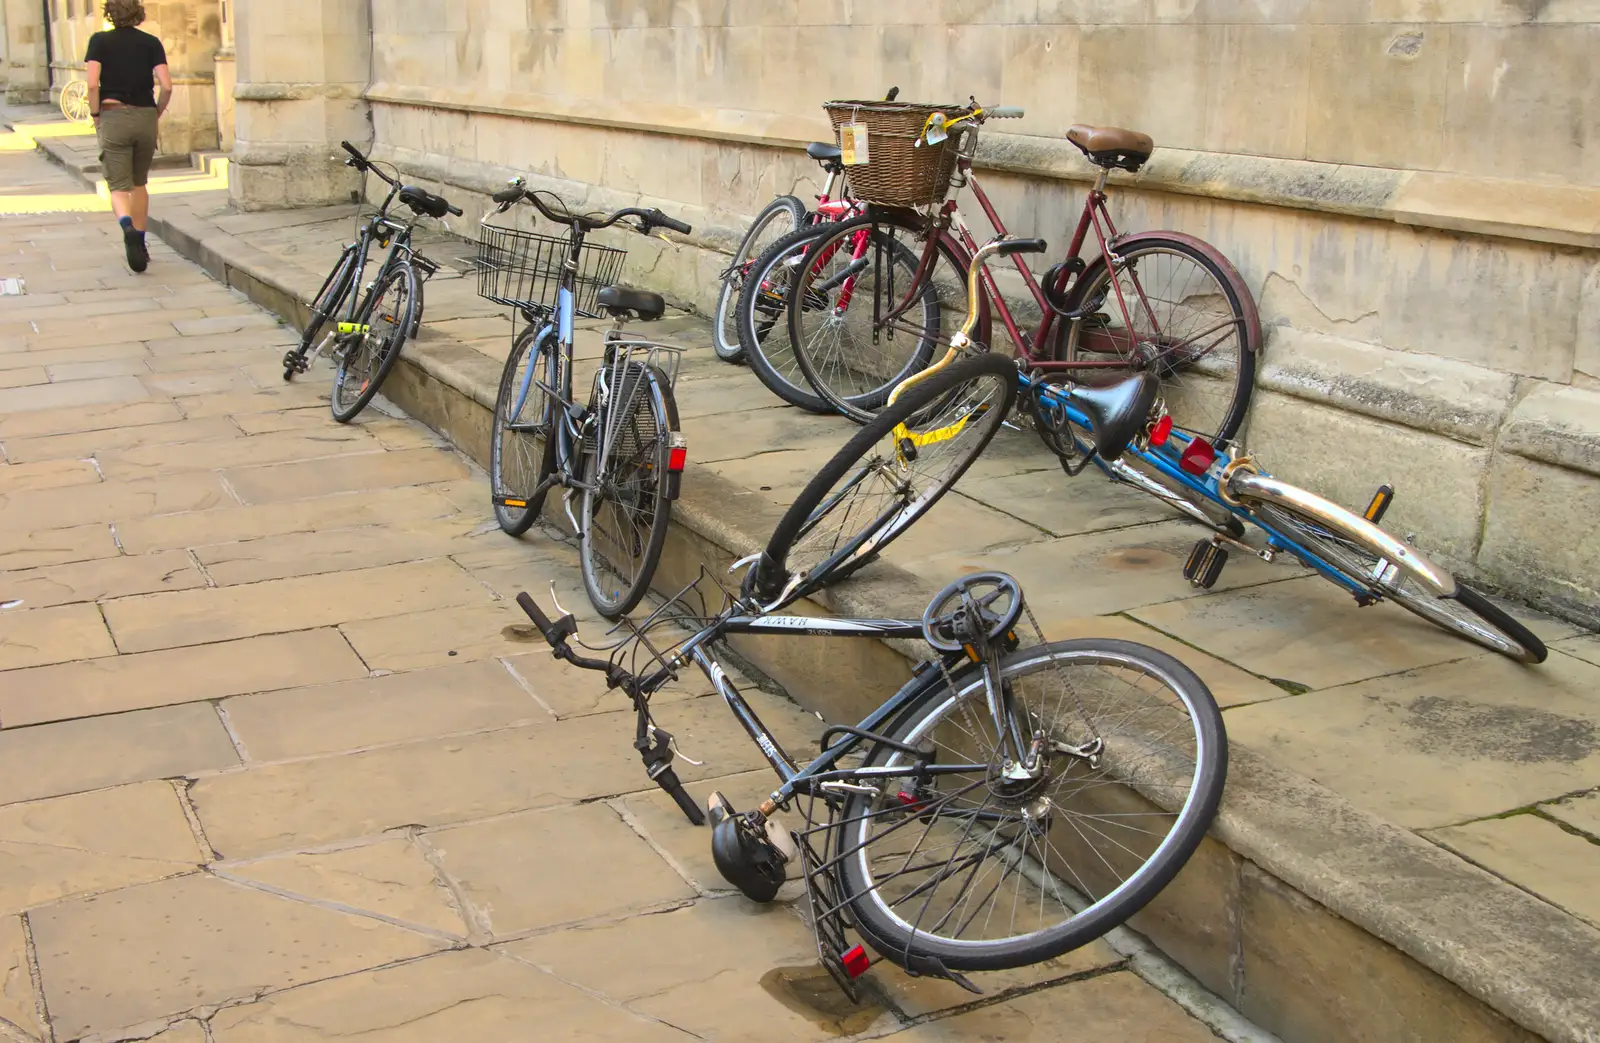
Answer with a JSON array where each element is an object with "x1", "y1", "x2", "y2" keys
[{"x1": 103, "y1": 0, "x2": 145, "y2": 27}]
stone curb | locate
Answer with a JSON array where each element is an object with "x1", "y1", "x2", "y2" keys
[{"x1": 149, "y1": 208, "x2": 1600, "y2": 1043}]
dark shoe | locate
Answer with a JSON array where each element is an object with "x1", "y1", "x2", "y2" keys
[{"x1": 124, "y1": 228, "x2": 148, "y2": 273}]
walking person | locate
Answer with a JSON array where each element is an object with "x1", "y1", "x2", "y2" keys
[{"x1": 84, "y1": 0, "x2": 171, "y2": 273}]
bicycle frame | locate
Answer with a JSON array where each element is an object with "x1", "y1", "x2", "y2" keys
[
  {"x1": 320, "y1": 184, "x2": 423, "y2": 335},
  {"x1": 1025, "y1": 373, "x2": 1394, "y2": 601}
]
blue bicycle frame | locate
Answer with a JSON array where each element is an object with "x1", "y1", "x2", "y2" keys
[
  {"x1": 1022, "y1": 372, "x2": 1376, "y2": 600},
  {"x1": 511, "y1": 285, "x2": 580, "y2": 476}
]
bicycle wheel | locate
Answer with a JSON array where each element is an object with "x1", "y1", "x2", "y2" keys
[
  {"x1": 755, "y1": 353, "x2": 1016, "y2": 602},
  {"x1": 284, "y1": 248, "x2": 358, "y2": 381},
  {"x1": 1241, "y1": 495, "x2": 1546, "y2": 663},
  {"x1": 1053, "y1": 235, "x2": 1256, "y2": 444},
  {"x1": 330, "y1": 263, "x2": 417, "y2": 423},
  {"x1": 60, "y1": 80, "x2": 91, "y2": 124},
  {"x1": 789, "y1": 213, "x2": 976, "y2": 424},
  {"x1": 737, "y1": 223, "x2": 837, "y2": 414},
  {"x1": 490, "y1": 323, "x2": 560, "y2": 536},
  {"x1": 715, "y1": 196, "x2": 808, "y2": 363},
  {"x1": 580, "y1": 361, "x2": 679, "y2": 619},
  {"x1": 837, "y1": 638, "x2": 1226, "y2": 971}
]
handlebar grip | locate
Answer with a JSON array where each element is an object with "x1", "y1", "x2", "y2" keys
[
  {"x1": 447, "y1": 204, "x2": 463, "y2": 217},
  {"x1": 491, "y1": 185, "x2": 525, "y2": 205},
  {"x1": 515, "y1": 591, "x2": 554, "y2": 638},
  {"x1": 996, "y1": 237, "x2": 1048, "y2": 257},
  {"x1": 651, "y1": 211, "x2": 692, "y2": 235},
  {"x1": 655, "y1": 767, "x2": 706, "y2": 826},
  {"x1": 988, "y1": 106, "x2": 1025, "y2": 119},
  {"x1": 885, "y1": 86, "x2": 900, "y2": 101},
  {"x1": 340, "y1": 141, "x2": 365, "y2": 161}
]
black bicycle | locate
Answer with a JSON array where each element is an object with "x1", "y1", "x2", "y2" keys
[
  {"x1": 511, "y1": 240, "x2": 1224, "y2": 993},
  {"x1": 480, "y1": 179, "x2": 694, "y2": 619},
  {"x1": 282, "y1": 141, "x2": 461, "y2": 422}
]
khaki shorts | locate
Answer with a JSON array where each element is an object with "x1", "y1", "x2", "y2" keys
[{"x1": 97, "y1": 106, "x2": 159, "y2": 191}]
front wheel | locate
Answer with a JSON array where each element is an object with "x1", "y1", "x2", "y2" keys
[
  {"x1": 838, "y1": 638, "x2": 1227, "y2": 971},
  {"x1": 715, "y1": 196, "x2": 808, "y2": 363},
  {"x1": 330, "y1": 263, "x2": 417, "y2": 422},
  {"x1": 490, "y1": 324, "x2": 561, "y2": 536},
  {"x1": 755, "y1": 353, "x2": 1017, "y2": 602},
  {"x1": 580, "y1": 362, "x2": 679, "y2": 619},
  {"x1": 1241, "y1": 491, "x2": 1547, "y2": 664}
]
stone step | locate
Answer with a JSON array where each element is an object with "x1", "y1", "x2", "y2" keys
[{"x1": 145, "y1": 200, "x2": 1600, "y2": 1043}]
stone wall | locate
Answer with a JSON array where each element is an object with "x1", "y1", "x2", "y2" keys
[
  {"x1": 3, "y1": 0, "x2": 47, "y2": 103},
  {"x1": 233, "y1": 0, "x2": 1600, "y2": 622}
]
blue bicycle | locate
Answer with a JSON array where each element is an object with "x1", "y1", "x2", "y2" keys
[
  {"x1": 747, "y1": 235, "x2": 1546, "y2": 665},
  {"x1": 480, "y1": 181, "x2": 693, "y2": 619}
]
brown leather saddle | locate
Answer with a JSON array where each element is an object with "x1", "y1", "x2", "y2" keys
[{"x1": 1066, "y1": 124, "x2": 1155, "y2": 173}]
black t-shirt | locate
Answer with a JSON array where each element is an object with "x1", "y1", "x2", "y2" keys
[{"x1": 84, "y1": 27, "x2": 167, "y2": 108}]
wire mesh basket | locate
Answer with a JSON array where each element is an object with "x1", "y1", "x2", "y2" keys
[
  {"x1": 477, "y1": 222, "x2": 627, "y2": 317},
  {"x1": 823, "y1": 100, "x2": 975, "y2": 209}
]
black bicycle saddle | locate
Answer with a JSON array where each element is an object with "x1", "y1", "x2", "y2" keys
[{"x1": 1071, "y1": 373, "x2": 1159, "y2": 461}]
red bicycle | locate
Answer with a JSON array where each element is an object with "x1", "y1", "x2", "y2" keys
[{"x1": 788, "y1": 101, "x2": 1263, "y2": 444}]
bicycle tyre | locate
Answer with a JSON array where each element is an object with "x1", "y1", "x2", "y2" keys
[
  {"x1": 789, "y1": 211, "x2": 981, "y2": 425},
  {"x1": 60, "y1": 80, "x2": 92, "y2": 124},
  {"x1": 755, "y1": 353, "x2": 1017, "y2": 602},
  {"x1": 1051, "y1": 234, "x2": 1256, "y2": 444},
  {"x1": 330, "y1": 263, "x2": 417, "y2": 423},
  {"x1": 737, "y1": 223, "x2": 838, "y2": 414},
  {"x1": 838, "y1": 638, "x2": 1226, "y2": 971},
  {"x1": 580, "y1": 362, "x2": 679, "y2": 619},
  {"x1": 1240, "y1": 491, "x2": 1547, "y2": 664},
  {"x1": 715, "y1": 196, "x2": 808, "y2": 363},
  {"x1": 489, "y1": 324, "x2": 560, "y2": 536},
  {"x1": 285, "y1": 248, "x2": 358, "y2": 381}
]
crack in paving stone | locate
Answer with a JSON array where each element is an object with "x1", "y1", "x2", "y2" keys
[
  {"x1": 205, "y1": 866, "x2": 467, "y2": 943},
  {"x1": 409, "y1": 830, "x2": 493, "y2": 946},
  {"x1": 171, "y1": 779, "x2": 219, "y2": 861},
  {"x1": 605, "y1": 800, "x2": 713, "y2": 898}
]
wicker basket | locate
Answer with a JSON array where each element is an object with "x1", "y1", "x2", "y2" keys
[{"x1": 823, "y1": 100, "x2": 974, "y2": 209}]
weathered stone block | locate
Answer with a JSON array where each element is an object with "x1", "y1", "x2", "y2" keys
[
  {"x1": 1480, "y1": 453, "x2": 1600, "y2": 624},
  {"x1": 1500, "y1": 383, "x2": 1600, "y2": 478}
]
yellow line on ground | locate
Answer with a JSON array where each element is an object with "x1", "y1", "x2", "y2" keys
[{"x1": 0, "y1": 157, "x2": 228, "y2": 215}]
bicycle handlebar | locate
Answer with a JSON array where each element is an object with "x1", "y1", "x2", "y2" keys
[
  {"x1": 994, "y1": 237, "x2": 1046, "y2": 257},
  {"x1": 491, "y1": 182, "x2": 692, "y2": 236},
  {"x1": 339, "y1": 140, "x2": 401, "y2": 188},
  {"x1": 987, "y1": 106, "x2": 1025, "y2": 120}
]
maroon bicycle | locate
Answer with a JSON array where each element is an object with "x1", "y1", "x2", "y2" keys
[{"x1": 788, "y1": 100, "x2": 1263, "y2": 444}]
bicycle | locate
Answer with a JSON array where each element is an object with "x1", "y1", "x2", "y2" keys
[
  {"x1": 479, "y1": 178, "x2": 694, "y2": 619},
  {"x1": 713, "y1": 86, "x2": 899, "y2": 368},
  {"x1": 281, "y1": 141, "x2": 460, "y2": 423},
  {"x1": 788, "y1": 102, "x2": 1261, "y2": 445},
  {"x1": 59, "y1": 78, "x2": 92, "y2": 125},
  {"x1": 804, "y1": 217, "x2": 1543, "y2": 665}
]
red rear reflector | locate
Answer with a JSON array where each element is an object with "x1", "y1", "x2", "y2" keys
[
  {"x1": 1179, "y1": 437, "x2": 1216, "y2": 475},
  {"x1": 841, "y1": 944, "x2": 870, "y2": 978},
  {"x1": 1150, "y1": 414, "x2": 1173, "y2": 447},
  {"x1": 668, "y1": 446, "x2": 687, "y2": 472}
]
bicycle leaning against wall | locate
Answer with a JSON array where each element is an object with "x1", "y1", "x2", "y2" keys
[
  {"x1": 478, "y1": 178, "x2": 694, "y2": 619},
  {"x1": 281, "y1": 141, "x2": 460, "y2": 423}
]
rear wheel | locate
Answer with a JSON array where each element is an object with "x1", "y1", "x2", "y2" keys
[
  {"x1": 490, "y1": 324, "x2": 560, "y2": 536},
  {"x1": 1052, "y1": 236, "x2": 1255, "y2": 444},
  {"x1": 755, "y1": 353, "x2": 1016, "y2": 602},
  {"x1": 1245, "y1": 497, "x2": 1547, "y2": 664},
  {"x1": 838, "y1": 638, "x2": 1227, "y2": 970},
  {"x1": 330, "y1": 263, "x2": 416, "y2": 423},
  {"x1": 737, "y1": 223, "x2": 838, "y2": 414},
  {"x1": 580, "y1": 362, "x2": 678, "y2": 619},
  {"x1": 788, "y1": 212, "x2": 978, "y2": 424},
  {"x1": 715, "y1": 196, "x2": 808, "y2": 363}
]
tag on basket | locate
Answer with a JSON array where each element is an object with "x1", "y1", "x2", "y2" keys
[
  {"x1": 840, "y1": 123, "x2": 869, "y2": 166},
  {"x1": 922, "y1": 112, "x2": 949, "y2": 147}
]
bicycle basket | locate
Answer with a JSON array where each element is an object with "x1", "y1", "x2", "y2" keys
[
  {"x1": 823, "y1": 100, "x2": 975, "y2": 209},
  {"x1": 476, "y1": 222, "x2": 627, "y2": 318}
]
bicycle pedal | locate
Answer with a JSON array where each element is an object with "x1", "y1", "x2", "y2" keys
[
  {"x1": 1364, "y1": 483, "x2": 1395, "y2": 525},
  {"x1": 1183, "y1": 539, "x2": 1228, "y2": 589}
]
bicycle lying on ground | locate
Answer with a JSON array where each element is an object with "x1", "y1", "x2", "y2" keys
[
  {"x1": 479, "y1": 178, "x2": 694, "y2": 618},
  {"x1": 786, "y1": 101, "x2": 1261, "y2": 444},
  {"x1": 511, "y1": 232, "x2": 1220, "y2": 994},
  {"x1": 281, "y1": 141, "x2": 460, "y2": 422}
]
